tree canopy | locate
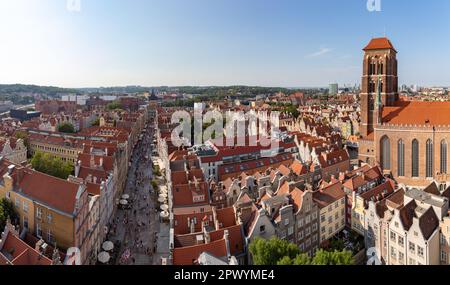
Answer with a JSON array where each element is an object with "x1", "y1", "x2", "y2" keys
[
  {"x1": 107, "y1": 101, "x2": 123, "y2": 110},
  {"x1": 249, "y1": 237, "x2": 301, "y2": 265},
  {"x1": 31, "y1": 151, "x2": 74, "y2": 180},
  {"x1": 15, "y1": 130, "x2": 30, "y2": 151},
  {"x1": 58, "y1": 122, "x2": 75, "y2": 134},
  {"x1": 249, "y1": 237, "x2": 354, "y2": 265},
  {"x1": 0, "y1": 198, "x2": 19, "y2": 230}
]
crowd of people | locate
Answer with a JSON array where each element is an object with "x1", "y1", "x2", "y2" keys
[{"x1": 107, "y1": 122, "x2": 159, "y2": 265}]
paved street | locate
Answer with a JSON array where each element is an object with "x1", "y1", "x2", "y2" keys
[{"x1": 106, "y1": 123, "x2": 160, "y2": 265}]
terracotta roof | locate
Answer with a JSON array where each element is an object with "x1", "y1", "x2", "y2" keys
[
  {"x1": 382, "y1": 101, "x2": 450, "y2": 126},
  {"x1": 173, "y1": 224, "x2": 244, "y2": 265},
  {"x1": 313, "y1": 182, "x2": 345, "y2": 208},
  {"x1": 0, "y1": 161, "x2": 85, "y2": 215},
  {"x1": 360, "y1": 180, "x2": 395, "y2": 208},
  {"x1": 0, "y1": 231, "x2": 52, "y2": 265},
  {"x1": 277, "y1": 164, "x2": 291, "y2": 177},
  {"x1": 363, "y1": 37, "x2": 397, "y2": 52},
  {"x1": 218, "y1": 153, "x2": 293, "y2": 178},
  {"x1": 318, "y1": 149, "x2": 350, "y2": 168},
  {"x1": 174, "y1": 212, "x2": 215, "y2": 235},
  {"x1": 291, "y1": 160, "x2": 308, "y2": 176},
  {"x1": 290, "y1": 188, "x2": 304, "y2": 213},
  {"x1": 386, "y1": 188, "x2": 405, "y2": 209},
  {"x1": 216, "y1": 207, "x2": 237, "y2": 228},
  {"x1": 172, "y1": 181, "x2": 209, "y2": 208}
]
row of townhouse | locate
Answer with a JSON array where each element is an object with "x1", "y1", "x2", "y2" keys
[
  {"x1": 361, "y1": 181, "x2": 450, "y2": 265},
  {"x1": 1, "y1": 100, "x2": 151, "y2": 265},
  {"x1": 0, "y1": 158, "x2": 90, "y2": 264}
]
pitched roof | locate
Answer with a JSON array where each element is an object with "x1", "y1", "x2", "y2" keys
[
  {"x1": 0, "y1": 230, "x2": 52, "y2": 265},
  {"x1": 291, "y1": 160, "x2": 308, "y2": 176},
  {"x1": 382, "y1": 101, "x2": 450, "y2": 126},
  {"x1": 173, "y1": 224, "x2": 244, "y2": 265},
  {"x1": 363, "y1": 37, "x2": 397, "y2": 52},
  {"x1": 313, "y1": 182, "x2": 345, "y2": 208},
  {"x1": 419, "y1": 207, "x2": 440, "y2": 240},
  {"x1": 0, "y1": 160, "x2": 85, "y2": 215}
]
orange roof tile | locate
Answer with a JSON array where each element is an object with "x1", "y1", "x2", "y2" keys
[
  {"x1": 363, "y1": 37, "x2": 396, "y2": 52},
  {"x1": 383, "y1": 101, "x2": 450, "y2": 126}
]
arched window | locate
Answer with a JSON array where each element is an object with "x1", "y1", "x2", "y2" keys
[
  {"x1": 381, "y1": 136, "x2": 390, "y2": 170},
  {"x1": 426, "y1": 139, "x2": 434, "y2": 178},
  {"x1": 441, "y1": 140, "x2": 448, "y2": 174},
  {"x1": 398, "y1": 140, "x2": 405, "y2": 176},
  {"x1": 412, "y1": 139, "x2": 419, "y2": 177}
]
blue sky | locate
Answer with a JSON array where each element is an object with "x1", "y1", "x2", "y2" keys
[{"x1": 0, "y1": 0, "x2": 449, "y2": 88}]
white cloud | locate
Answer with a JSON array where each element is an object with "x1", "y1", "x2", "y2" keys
[{"x1": 306, "y1": 47, "x2": 333, "y2": 58}]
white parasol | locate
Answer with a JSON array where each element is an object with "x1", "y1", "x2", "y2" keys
[
  {"x1": 98, "y1": 251, "x2": 110, "y2": 264},
  {"x1": 102, "y1": 241, "x2": 114, "y2": 251}
]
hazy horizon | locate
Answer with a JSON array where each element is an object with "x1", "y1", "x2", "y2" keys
[{"x1": 1, "y1": 0, "x2": 449, "y2": 88}]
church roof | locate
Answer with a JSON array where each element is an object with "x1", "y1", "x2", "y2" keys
[
  {"x1": 382, "y1": 101, "x2": 450, "y2": 126},
  {"x1": 363, "y1": 37, "x2": 397, "y2": 52}
]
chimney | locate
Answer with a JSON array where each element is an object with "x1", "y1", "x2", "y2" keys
[
  {"x1": 75, "y1": 160, "x2": 81, "y2": 177},
  {"x1": 212, "y1": 207, "x2": 220, "y2": 230},
  {"x1": 223, "y1": 230, "x2": 231, "y2": 260},
  {"x1": 189, "y1": 218, "x2": 195, "y2": 234}
]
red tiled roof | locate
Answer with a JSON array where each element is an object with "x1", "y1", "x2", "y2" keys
[
  {"x1": 363, "y1": 37, "x2": 396, "y2": 52},
  {"x1": 291, "y1": 160, "x2": 308, "y2": 176},
  {"x1": 173, "y1": 224, "x2": 244, "y2": 265},
  {"x1": 313, "y1": 182, "x2": 345, "y2": 208},
  {"x1": 383, "y1": 101, "x2": 450, "y2": 126},
  {"x1": 218, "y1": 153, "x2": 293, "y2": 178},
  {"x1": 172, "y1": 181, "x2": 209, "y2": 208},
  {"x1": 0, "y1": 231, "x2": 52, "y2": 265},
  {"x1": 16, "y1": 168, "x2": 82, "y2": 215}
]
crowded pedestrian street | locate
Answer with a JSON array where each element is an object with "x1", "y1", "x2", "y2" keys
[{"x1": 104, "y1": 123, "x2": 161, "y2": 265}]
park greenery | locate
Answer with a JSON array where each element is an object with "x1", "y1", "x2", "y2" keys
[
  {"x1": 107, "y1": 101, "x2": 123, "y2": 110},
  {"x1": 0, "y1": 198, "x2": 19, "y2": 230},
  {"x1": 57, "y1": 122, "x2": 75, "y2": 134},
  {"x1": 31, "y1": 151, "x2": 74, "y2": 180},
  {"x1": 269, "y1": 102, "x2": 300, "y2": 118},
  {"x1": 249, "y1": 237, "x2": 354, "y2": 265}
]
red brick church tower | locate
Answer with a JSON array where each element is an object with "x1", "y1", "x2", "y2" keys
[{"x1": 360, "y1": 37, "x2": 399, "y2": 138}]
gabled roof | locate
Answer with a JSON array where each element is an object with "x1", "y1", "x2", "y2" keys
[{"x1": 313, "y1": 182, "x2": 345, "y2": 209}]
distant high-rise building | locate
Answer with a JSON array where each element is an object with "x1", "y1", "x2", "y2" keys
[{"x1": 329, "y1": 83, "x2": 339, "y2": 95}]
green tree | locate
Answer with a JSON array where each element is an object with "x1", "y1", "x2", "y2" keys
[
  {"x1": 15, "y1": 130, "x2": 30, "y2": 151},
  {"x1": 31, "y1": 151, "x2": 74, "y2": 180},
  {"x1": 107, "y1": 101, "x2": 122, "y2": 110},
  {"x1": 91, "y1": 117, "x2": 100, "y2": 127},
  {"x1": 0, "y1": 198, "x2": 19, "y2": 230},
  {"x1": 292, "y1": 253, "x2": 312, "y2": 265},
  {"x1": 249, "y1": 237, "x2": 300, "y2": 265},
  {"x1": 58, "y1": 122, "x2": 75, "y2": 133},
  {"x1": 311, "y1": 249, "x2": 354, "y2": 265}
]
